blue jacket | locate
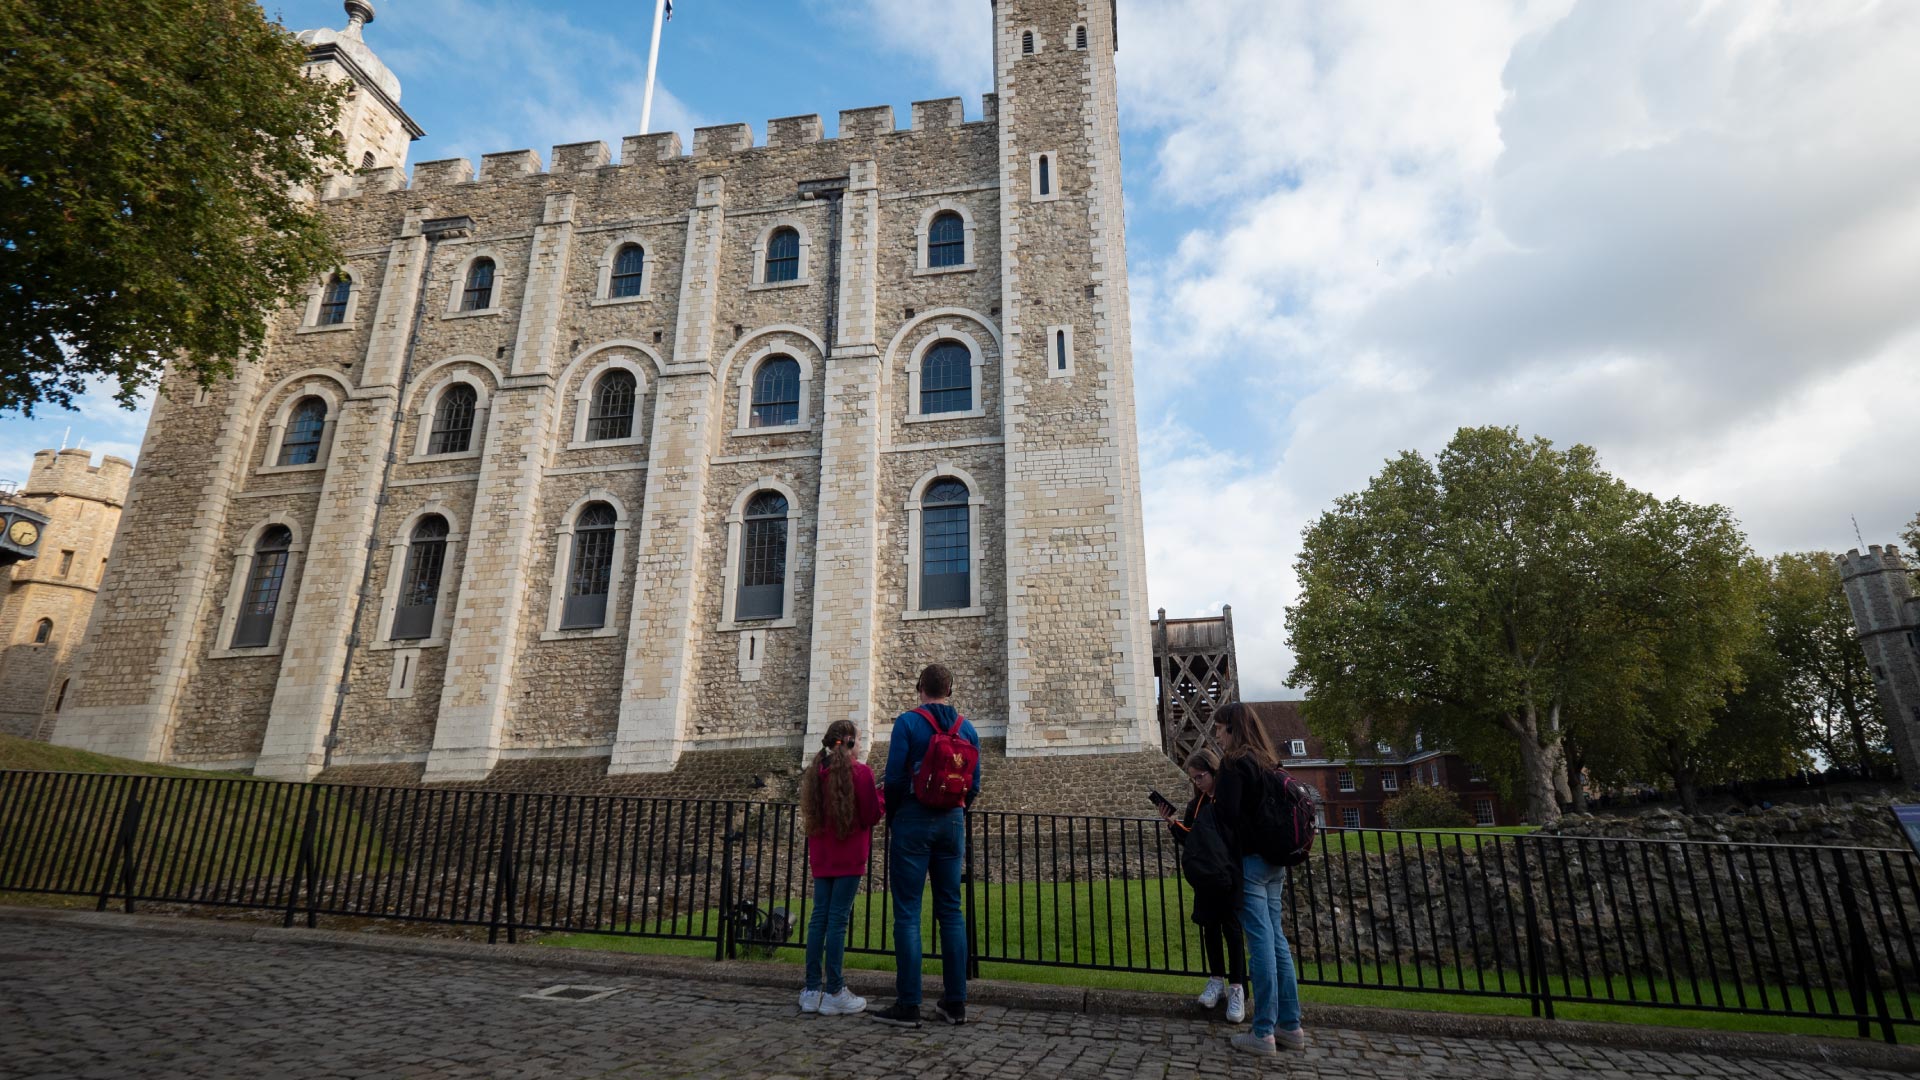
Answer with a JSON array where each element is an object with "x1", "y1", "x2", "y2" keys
[{"x1": 883, "y1": 702, "x2": 982, "y2": 813}]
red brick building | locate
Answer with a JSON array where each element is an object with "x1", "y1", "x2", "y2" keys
[{"x1": 1242, "y1": 702, "x2": 1522, "y2": 829}]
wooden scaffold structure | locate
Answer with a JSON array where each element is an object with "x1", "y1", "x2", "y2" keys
[{"x1": 1152, "y1": 606, "x2": 1241, "y2": 767}]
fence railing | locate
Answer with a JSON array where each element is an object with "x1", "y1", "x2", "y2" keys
[{"x1": 1, "y1": 769, "x2": 1915, "y2": 1042}]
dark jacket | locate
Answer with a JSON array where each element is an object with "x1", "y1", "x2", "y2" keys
[
  {"x1": 1168, "y1": 792, "x2": 1240, "y2": 925},
  {"x1": 1211, "y1": 753, "x2": 1269, "y2": 860},
  {"x1": 882, "y1": 702, "x2": 982, "y2": 816}
]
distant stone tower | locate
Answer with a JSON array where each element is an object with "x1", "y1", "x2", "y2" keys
[
  {"x1": 0, "y1": 451, "x2": 131, "y2": 740},
  {"x1": 1837, "y1": 545, "x2": 1920, "y2": 787}
]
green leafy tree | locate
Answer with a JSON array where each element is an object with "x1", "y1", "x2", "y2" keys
[
  {"x1": 1904, "y1": 513, "x2": 1919, "y2": 560},
  {"x1": 1765, "y1": 552, "x2": 1888, "y2": 770},
  {"x1": 0, "y1": 0, "x2": 346, "y2": 414},
  {"x1": 1286, "y1": 427, "x2": 1754, "y2": 825},
  {"x1": 1381, "y1": 783, "x2": 1472, "y2": 829}
]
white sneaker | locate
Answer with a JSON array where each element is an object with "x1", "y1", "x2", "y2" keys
[
  {"x1": 1225, "y1": 984, "x2": 1247, "y2": 1024},
  {"x1": 798, "y1": 989, "x2": 821, "y2": 1014},
  {"x1": 1197, "y1": 977, "x2": 1227, "y2": 1009},
  {"x1": 819, "y1": 987, "x2": 867, "y2": 1016}
]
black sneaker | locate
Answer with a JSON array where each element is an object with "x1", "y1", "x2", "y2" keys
[
  {"x1": 872, "y1": 1001, "x2": 922, "y2": 1028},
  {"x1": 934, "y1": 1000, "x2": 967, "y2": 1026}
]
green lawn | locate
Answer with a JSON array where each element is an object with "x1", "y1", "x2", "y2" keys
[{"x1": 0, "y1": 733, "x2": 249, "y2": 777}]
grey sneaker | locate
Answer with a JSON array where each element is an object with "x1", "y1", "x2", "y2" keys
[
  {"x1": 1197, "y1": 976, "x2": 1226, "y2": 1008},
  {"x1": 819, "y1": 987, "x2": 867, "y2": 1016},
  {"x1": 1224, "y1": 984, "x2": 1247, "y2": 1024},
  {"x1": 798, "y1": 989, "x2": 821, "y2": 1014},
  {"x1": 1275, "y1": 1027, "x2": 1308, "y2": 1051},
  {"x1": 1230, "y1": 1032, "x2": 1276, "y2": 1057}
]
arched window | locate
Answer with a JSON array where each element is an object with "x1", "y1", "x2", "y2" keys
[
  {"x1": 319, "y1": 273, "x2": 352, "y2": 325},
  {"x1": 278, "y1": 397, "x2": 328, "y2": 466},
  {"x1": 232, "y1": 526, "x2": 293, "y2": 648},
  {"x1": 54, "y1": 679, "x2": 69, "y2": 711},
  {"x1": 750, "y1": 357, "x2": 801, "y2": 429},
  {"x1": 461, "y1": 258, "x2": 495, "y2": 311},
  {"x1": 588, "y1": 370, "x2": 637, "y2": 441},
  {"x1": 737, "y1": 492, "x2": 789, "y2": 621},
  {"x1": 920, "y1": 341, "x2": 973, "y2": 415},
  {"x1": 361, "y1": 150, "x2": 376, "y2": 169},
  {"x1": 562, "y1": 503, "x2": 617, "y2": 629},
  {"x1": 1056, "y1": 329, "x2": 1069, "y2": 371},
  {"x1": 32, "y1": 618, "x2": 52, "y2": 644},
  {"x1": 392, "y1": 516, "x2": 449, "y2": 640},
  {"x1": 1022, "y1": 30, "x2": 1034, "y2": 54},
  {"x1": 1076, "y1": 24, "x2": 1088, "y2": 49},
  {"x1": 1039, "y1": 155, "x2": 1052, "y2": 197},
  {"x1": 921, "y1": 480, "x2": 971, "y2": 611},
  {"x1": 610, "y1": 244, "x2": 646, "y2": 298},
  {"x1": 928, "y1": 212, "x2": 966, "y2": 268},
  {"x1": 428, "y1": 383, "x2": 478, "y2": 455},
  {"x1": 765, "y1": 227, "x2": 800, "y2": 283}
]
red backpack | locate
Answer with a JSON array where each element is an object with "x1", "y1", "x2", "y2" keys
[{"x1": 910, "y1": 707, "x2": 978, "y2": 810}]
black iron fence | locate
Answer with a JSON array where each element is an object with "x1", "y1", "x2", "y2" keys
[{"x1": 2, "y1": 769, "x2": 1915, "y2": 1042}]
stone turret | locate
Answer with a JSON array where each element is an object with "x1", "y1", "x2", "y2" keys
[
  {"x1": 0, "y1": 451, "x2": 132, "y2": 740},
  {"x1": 296, "y1": 0, "x2": 424, "y2": 177},
  {"x1": 1837, "y1": 545, "x2": 1920, "y2": 787}
]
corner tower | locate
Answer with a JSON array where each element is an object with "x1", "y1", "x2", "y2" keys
[
  {"x1": 296, "y1": 0, "x2": 423, "y2": 175},
  {"x1": 1838, "y1": 546, "x2": 1920, "y2": 788},
  {"x1": 993, "y1": 0, "x2": 1157, "y2": 754}
]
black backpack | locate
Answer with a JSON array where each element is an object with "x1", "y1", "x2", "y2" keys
[{"x1": 1252, "y1": 766, "x2": 1319, "y2": 867}]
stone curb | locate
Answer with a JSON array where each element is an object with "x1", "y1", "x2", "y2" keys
[{"x1": 3, "y1": 906, "x2": 1914, "y2": 1073}]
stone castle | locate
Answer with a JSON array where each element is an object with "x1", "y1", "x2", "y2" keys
[
  {"x1": 1838, "y1": 545, "x2": 1920, "y2": 786},
  {"x1": 52, "y1": 0, "x2": 1160, "y2": 784},
  {"x1": 0, "y1": 451, "x2": 130, "y2": 740}
]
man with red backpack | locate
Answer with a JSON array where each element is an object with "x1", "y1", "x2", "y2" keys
[{"x1": 872, "y1": 663, "x2": 981, "y2": 1029}]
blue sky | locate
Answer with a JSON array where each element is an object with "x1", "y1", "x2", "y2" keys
[{"x1": 6, "y1": 0, "x2": 1918, "y2": 697}]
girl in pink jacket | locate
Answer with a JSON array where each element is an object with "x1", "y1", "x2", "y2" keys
[{"x1": 797, "y1": 720, "x2": 884, "y2": 1017}]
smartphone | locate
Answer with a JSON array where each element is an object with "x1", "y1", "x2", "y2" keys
[{"x1": 1148, "y1": 789, "x2": 1173, "y2": 812}]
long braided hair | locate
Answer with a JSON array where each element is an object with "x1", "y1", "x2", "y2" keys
[{"x1": 799, "y1": 720, "x2": 860, "y2": 839}]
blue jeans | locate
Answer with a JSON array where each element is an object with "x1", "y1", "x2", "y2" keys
[
  {"x1": 804, "y1": 875, "x2": 862, "y2": 993},
  {"x1": 1241, "y1": 854, "x2": 1302, "y2": 1036},
  {"x1": 888, "y1": 802, "x2": 968, "y2": 1006}
]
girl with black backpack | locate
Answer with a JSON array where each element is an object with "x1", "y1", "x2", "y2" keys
[
  {"x1": 1211, "y1": 702, "x2": 1307, "y2": 1056},
  {"x1": 1157, "y1": 748, "x2": 1247, "y2": 1023}
]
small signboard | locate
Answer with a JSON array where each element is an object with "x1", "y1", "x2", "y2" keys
[{"x1": 1893, "y1": 805, "x2": 1920, "y2": 861}]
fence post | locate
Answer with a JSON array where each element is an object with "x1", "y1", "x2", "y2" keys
[
  {"x1": 1829, "y1": 850, "x2": 1895, "y2": 1044},
  {"x1": 95, "y1": 778, "x2": 145, "y2": 914},
  {"x1": 282, "y1": 788, "x2": 321, "y2": 929},
  {"x1": 1514, "y1": 838, "x2": 1554, "y2": 1020},
  {"x1": 964, "y1": 811, "x2": 980, "y2": 979},
  {"x1": 716, "y1": 803, "x2": 737, "y2": 962},
  {"x1": 489, "y1": 793, "x2": 517, "y2": 945}
]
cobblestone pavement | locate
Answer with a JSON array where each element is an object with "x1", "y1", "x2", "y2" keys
[{"x1": 0, "y1": 921, "x2": 1904, "y2": 1080}]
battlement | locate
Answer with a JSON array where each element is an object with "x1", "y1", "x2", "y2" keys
[
  {"x1": 24, "y1": 449, "x2": 133, "y2": 502},
  {"x1": 319, "y1": 94, "x2": 998, "y2": 203},
  {"x1": 1839, "y1": 544, "x2": 1912, "y2": 581}
]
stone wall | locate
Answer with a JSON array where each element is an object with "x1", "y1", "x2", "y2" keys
[{"x1": 1545, "y1": 801, "x2": 1907, "y2": 850}]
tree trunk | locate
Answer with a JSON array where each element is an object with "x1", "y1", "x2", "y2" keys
[
  {"x1": 1844, "y1": 698, "x2": 1874, "y2": 769},
  {"x1": 1566, "y1": 750, "x2": 1588, "y2": 813},
  {"x1": 1512, "y1": 727, "x2": 1563, "y2": 826},
  {"x1": 1676, "y1": 770, "x2": 1699, "y2": 814}
]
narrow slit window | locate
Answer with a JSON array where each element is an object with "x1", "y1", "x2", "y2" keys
[
  {"x1": 1076, "y1": 25, "x2": 1088, "y2": 49},
  {"x1": 1055, "y1": 330, "x2": 1068, "y2": 371},
  {"x1": 428, "y1": 384, "x2": 478, "y2": 455},
  {"x1": 1022, "y1": 30, "x2": 1034, "y2": 54},
  {"x1": 1039, "y1": 155, "x2": 1051, "y2": 196}
]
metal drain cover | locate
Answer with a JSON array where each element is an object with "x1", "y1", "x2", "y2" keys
[{"x1": 522, "y1": 984, "x2": 622, "y2": 1003}]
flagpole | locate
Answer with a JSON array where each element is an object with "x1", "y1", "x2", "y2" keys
[{"x1": 639, "y1": 0, "x2": 668, "y2": 135}]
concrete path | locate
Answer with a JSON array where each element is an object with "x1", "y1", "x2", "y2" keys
[{"x1": 0, "y1": 915, "x2": 1910, "y2": 1079}]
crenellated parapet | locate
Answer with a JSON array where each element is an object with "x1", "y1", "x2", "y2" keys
[{"x1": 24, "y1": 450, "x2": 134, "y2": 506}]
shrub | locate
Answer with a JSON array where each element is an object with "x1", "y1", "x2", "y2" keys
[{"x1": 1383, "y1": 783, "x2": 1473, "y2": 829}]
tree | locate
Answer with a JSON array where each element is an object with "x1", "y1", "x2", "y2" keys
[
  {"x1": 1382, "y1": 783, "x2": 1472, "y2": 829},
  {"x1": 1904, "y1": 513, "x2": 1919, "y2": 560},
  {"x1": 0, "y1": 0, "x2": 346, "y2": 414},
  {"x1": 1764, "y1": 552, "x2": 1889, "y2": 771},
  {"x1": 1286, "y1": 427, "x2": 1754, "y2": 825}
]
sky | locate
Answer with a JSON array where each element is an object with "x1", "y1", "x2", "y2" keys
[{"x1": 6, "y1": 0, "x2": 1917, "y2": 699}]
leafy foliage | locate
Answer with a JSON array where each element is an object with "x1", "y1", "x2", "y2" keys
[
  {"x1": 1761, "y1": 552, "x2": 1889, "y2": 771},
  {"x1": 0, "y1": 0, "x2": 346, "y2": 414},
  {"x1": 1381, "y1": 783, "x2": 1472, "y2": 829},
  {"x1": 1286, "y1": 427, "x2": 1754, "y2": 825}
]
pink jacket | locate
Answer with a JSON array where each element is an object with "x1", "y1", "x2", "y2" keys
[{"x1": 807, "y1": 761, "x2": 884, "y2": 879}]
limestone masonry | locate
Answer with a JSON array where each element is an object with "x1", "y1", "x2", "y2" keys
[
  {"x1": 1, "y1": 451, "x2": 130, "y2": 740},
  {"x1": 1837, "y1": 545, "x2": 1920, "y2": 786},
  {"x1": 53, "y1": 0, "x2": 1160, "y2": 783}
]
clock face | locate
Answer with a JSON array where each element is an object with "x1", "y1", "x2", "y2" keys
[{"x1": 8, "y1": 519, "x2": 38, "y2": 547}]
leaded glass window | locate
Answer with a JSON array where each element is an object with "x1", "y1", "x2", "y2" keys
[
  {"x1": 428, "y1": 384, "x2": 477, "y2": 455},
  {"x1": 588, "y1": 370, "x2": 637, "y2": 441},
  {"x1": 750, "y1": 357, "x2": 801, "y2": 428},
  {"x1": 736, "y1": 492, "x2": 788, "y2": 621},
  {"x1": 319, "y1": 274, "x2": 351, "y2": 325},
  {"x1": 610, "y1": 244, "x2": 645, "y2": 298},
  {"x1": 920, "y1": 341, "x2": 972, "y2": 415},
  {"x1": 33, "y1": 618, "x2": 52, "y2": 644},
  {"x1": 921, "y1": 479, "x2": 971, "y2": 611},
  {"x1": 765, "y1": 227, "x2": 799, "y2": 283},
  {"x1": 562, "y1": 503, "x2": 617, "y2": 629},
  {"x1": 1022, "y1": 30, "x2": 1034, "y2": 53},
  {"x1": 928, "y1": 212, "x2": 965, "y2": 268},
  {"x1": 233, "y1": 526, "x2": 293, "y2": 647},
  {"x1": 461, "y1": 258, "x2": 495, "y2": 311},
  {"x1": 278, "y1": 397, "x2": 327, "y2": 466},
  {"x1": 392, "y1": 516, "x2": 449, "y2": 640}
]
